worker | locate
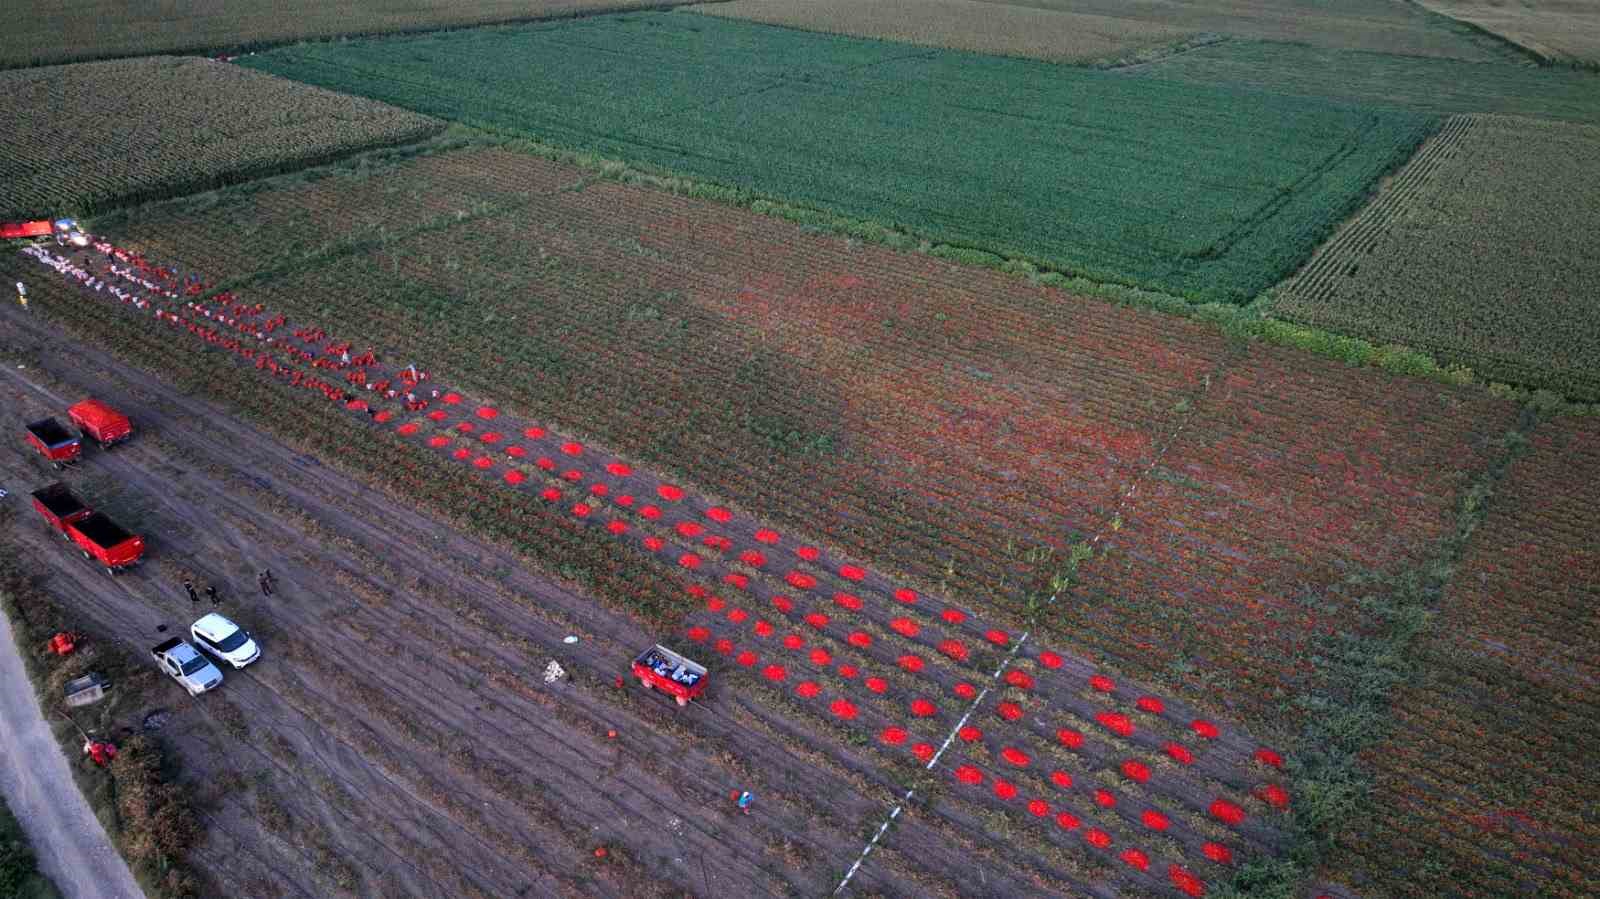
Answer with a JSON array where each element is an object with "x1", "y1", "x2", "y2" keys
[
  {"x1": 183, "y1": 580, "x2": 198, "y2": 604},
  {"x1": 258, "y1": 570, "x2": 273, "y2": 597},
  {"x1": 205, "y1": 585, "x2": 220, "y2": 605},
  {"x1": 14, "y1": 281, "x2": 25, "y2": 309},
  {"x1": 735, "y1": 791, "x2": 754, "y2": 815}
]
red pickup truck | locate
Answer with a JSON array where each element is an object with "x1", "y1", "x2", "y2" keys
[
  {"x1": 67, "y1": 399, "x2": 132, "y2": 447},
  {"x1": 66, "y1": 512, "x2": 145, "y2": 575},
  {"x1": 30, "y1": 482, "x2": 93, "y2": 538}
]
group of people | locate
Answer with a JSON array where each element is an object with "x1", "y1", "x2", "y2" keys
[{"x1": 181, "y1": 569, "x2": 276, "y2": 605}]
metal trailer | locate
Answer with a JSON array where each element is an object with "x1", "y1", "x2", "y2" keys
[
  {"x1": 30, "y1": 482, "x2": 92, "y2": 537},
  {"x1": 66, "y1": 512, "x2": 145, "y2": 575},
  {"x1": 24, "y1": 417, "x2": 82, "y2": 469},
  {"x1": 632, "y1": 644, "x2": 708, "y2": 707},
  {"x1": 67, "y1": 398, "x2": 133, "y2": 447}
]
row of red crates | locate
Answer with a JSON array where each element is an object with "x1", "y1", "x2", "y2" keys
[
  {"x1": 29, "y1": 482, "x2": 145, "y2": 573},
  {"x1": 24, "y1": 398, "x2": 134, "y2": 469}
]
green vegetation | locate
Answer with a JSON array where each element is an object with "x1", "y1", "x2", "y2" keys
[
  {"x1": 1275, "y1": 115, "x2": 1600, "y2": 401},
  {"x1": 0, "y1": 553, "x2": 201, "y2": 899},
  {"x1": 242, "y1": 11, "x2": 1434, "y2": 303},
  {"x1": 0, "y1": 797, "x2": 61, "y2": 899},
  {"x1": 1132, "y1": 39, "x2": 1600, "y2": 125}
]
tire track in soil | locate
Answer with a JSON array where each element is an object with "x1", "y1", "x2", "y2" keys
[{"x1": 0, "y1": 305, "x2": 908, "y2": 898}]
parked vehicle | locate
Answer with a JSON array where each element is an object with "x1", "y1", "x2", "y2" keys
[
  {"x1": 190, "y1": 613, "x2": 260, "y2": 669},
  {"x1": 66, "y1": 512, "x2": 144, "y2": 574},
  {"x1": 29, "y1": 482, "x2": 92, "y2": 537},
  {"x1": 632, "y1": 644, "x2": 708, "y2": 707},
  {"x1": 24, "y1": 417, "x2": 81, "y2": 469},
  {"x1": 0, "y1": 220, "x2": 51, "y2": 240},
  {"x1": 150, "y1": 638, "x2": 222, "y2": 696},
  {"x1": 67, "y1": 399, "x2": 132, "y2": 447}
]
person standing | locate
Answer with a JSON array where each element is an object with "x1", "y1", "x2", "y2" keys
[
  {"x1": 183, "y1": 579, "x2": 198, "y2": 604},
  {"x1": 205, "y1": 585, "x2": 220, "y2": 605},
  {"x1": 258, "y1": 569, "x2": 274, "y2": 597}
]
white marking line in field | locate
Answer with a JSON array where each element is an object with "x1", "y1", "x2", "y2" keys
[
  {"x1": 832, "y1": 631, "x2": 1032, "y2": 896},
  {"x1": 833, "y1": 380, "x2": 1208, "y2": 896}
]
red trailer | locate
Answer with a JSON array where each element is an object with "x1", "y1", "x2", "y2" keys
[
  {"x1": 0, "y1": 220, "x2": 51, "y2": 240},
  {"x1": 66, "y1": 512, "x2": 144, "y2": 574},
  {"x1": 30, "y1": 482, "x2": 92, "y2": 538},
  {"x1": 632, "y1": 644, "x2": 708, "y2": 707},
  {"x1": 67, "y1": 399, "x2": 133, "y2": 447},
  {"x1": 24, "y1": 418, "x2": 82, "y2": 469}
]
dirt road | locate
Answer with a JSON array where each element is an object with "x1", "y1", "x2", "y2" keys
[{"x1": 0, "y1": 609, "x2": 143, "y2": 899}]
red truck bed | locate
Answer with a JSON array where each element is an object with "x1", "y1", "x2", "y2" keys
[
  {"x1": 67, "y1": 512, "x2": 144, "y2": 572},
  {"x1": 24, "y1": 418, "x2": 81, "y2": 467},
  {"x1": 67, "y1": 399, "x2": 132, "y2": 446},
  {"x1": 30, "y1": 482, "x2": 92, "y2": 535}
]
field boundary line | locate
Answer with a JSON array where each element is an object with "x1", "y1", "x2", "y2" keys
[{"x1": 831, "y1": 360, "x2": 1221, "y2": 896}]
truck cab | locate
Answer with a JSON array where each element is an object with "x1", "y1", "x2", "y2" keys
[{"x1": 151, "y1": 638, "x2": 223, "y2": 696}]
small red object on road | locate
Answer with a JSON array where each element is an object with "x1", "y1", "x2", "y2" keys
[
  {"x1": 594, "y1": 847, "x2": 607, "y2": 859},
  {"x1": 607, "y1": 729, "x2": 617, "y2": 739}
]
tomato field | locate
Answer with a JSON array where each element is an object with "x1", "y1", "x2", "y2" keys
[
  {"x1": 239, "y1": 12, "x2": 1436, "y2": 303},
  {"x1": 0, "y1": 56, "x2": 440, "y2": 220}
]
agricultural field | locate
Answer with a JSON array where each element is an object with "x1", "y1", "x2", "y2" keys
[
  {"x1": 1, "y1": 197, "x2": 1318, "y2": 897},
  {"x1": 1321, "y1": 415, "x2": 1600, "y2": 897},
  {"x1": 943, "y1": 0, "x2": 1522, "y2": 60},
  {"x1": 1275, "y1": 115, "x2": 1600, "y2": 401},
  {"x1": 1418, "y1": 0, "x2": 1600, "y2": 66},
  {"x1": 0, "y1": 0, "x2": 701, "y2": 69},
  {"x1": 240, "y1": 12, "x2": 1435, "y2": 303},
  {"x1": 0, "y1": 56, "x2": 440, "y2": 220},
  {"x1": 1131, "y1": 39, "x2": 1600, "y2": 124},
  {"x1": 690, "y1": 0, "x2": 1196, "y2": 65}
]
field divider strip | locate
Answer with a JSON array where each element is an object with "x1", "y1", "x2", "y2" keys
[{"x1": 833, "y1": 358, "x2": 1222, "y2": 895}]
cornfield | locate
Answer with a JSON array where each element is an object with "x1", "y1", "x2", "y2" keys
[{"x1": 0, "y1": 57, "x2": 442, "y2": 220}]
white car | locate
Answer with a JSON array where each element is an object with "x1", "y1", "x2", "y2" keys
[{"x1": 190, "y1": 613, "x2": 261, "y2": 669}]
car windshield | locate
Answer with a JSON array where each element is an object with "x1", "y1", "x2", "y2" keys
[
  {"x1": 215, "y1": 629, "x2": 250, "y2": 653},
  {"x1": 179, "y1": 656, "x2": 211, "y2": 676}
]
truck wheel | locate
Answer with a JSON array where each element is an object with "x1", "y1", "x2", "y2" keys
[
  {"x1": 80, "y1": 550, "x2": 91, "y2": 561},
  {"x1": 675, "y1": 696, "x2": 689, "y2": 707},
  {"x1": 638, "y1": 677, "x2": 652, "y2": 690},
  {"x1": 105, "y1": 566, "x2": 117, "y2": 577}
]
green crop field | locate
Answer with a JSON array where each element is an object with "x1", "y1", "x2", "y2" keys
[
  {"x1": 1274, "y1": 115, "x2": 1600, "y2": 400},
  {"x1": 1132, "y1": 39, "x2": 1600, "y2": 125},
  {"x1": 241, "y1": 12, "x2": 1433, "y2": 303}
]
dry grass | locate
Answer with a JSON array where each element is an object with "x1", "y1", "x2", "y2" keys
[
  {"x1": 690, "y1": 0, "x2": 1193, "y2": 65},
  {"x1": 1418, "y1": 0, "x2": 1600, "y2": 65},
  {"x1": 0, "y1": 0, "x2": 700, "y2": 68}
]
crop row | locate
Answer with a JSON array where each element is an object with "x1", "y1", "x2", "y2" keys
[
  {"x1": 240, "y1": 11, "x2": 1436, "y2": 302},
  {"x1": 1324, "y1": 416, "x2": 1600, "y2": 897},
  {"x1": 0, "y1": 57, "x2": 442, "y2": 221},
  {"x1": 1272, "y1": 114, "x2": 1600, "y2": 400}
]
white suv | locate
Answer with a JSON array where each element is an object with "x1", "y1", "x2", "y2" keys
[{"x1": 190, "y1": 613, "x2": 261, "y2": 669}]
